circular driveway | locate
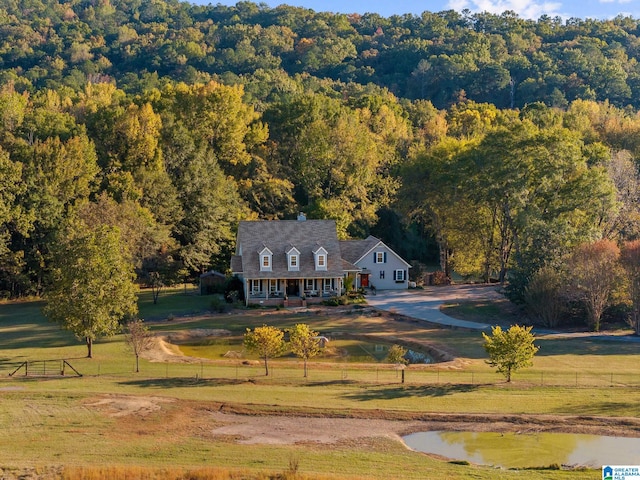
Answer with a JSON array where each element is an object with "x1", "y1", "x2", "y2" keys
[{"x1": 365, "y1": 285, "x2": 502, "y2": 330}]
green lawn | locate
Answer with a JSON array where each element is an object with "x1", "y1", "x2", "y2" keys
[
  {"x1": 138, "y1": 285, "x2": 214, "y2": 320},
  {"x1": 0, "y1": 290, "x2": 636, "y2": 479}
]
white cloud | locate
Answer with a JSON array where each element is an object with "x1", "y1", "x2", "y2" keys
[
  {"x1": 448, "y1": 0, "x2": 471, "y2": 10},
  {"x1": 446, "y1": 0, "x2": 564, "y2": 19}
]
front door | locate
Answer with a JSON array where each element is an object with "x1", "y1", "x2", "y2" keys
[
  {"x1": 287, "y1": 279, "x2": 299, "y2": 296},
  {"x1": 361, "y1": 274, "x2": 369, "y2": 288}
]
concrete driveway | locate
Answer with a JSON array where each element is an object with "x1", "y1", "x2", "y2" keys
[
  {"x1": 365, "y1": 285, "x2": 502, "y2": 330},
  {"x1": 366, "y1": 285, "x2": 640, "y2": 342}
]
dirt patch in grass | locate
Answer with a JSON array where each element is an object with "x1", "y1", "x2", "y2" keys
[
  {"x1": 141, "y1": 329, "x2": 232, "y2": 364},
  {"x1": 85, "y1": 394, "x2": 176, "y2": 417}
]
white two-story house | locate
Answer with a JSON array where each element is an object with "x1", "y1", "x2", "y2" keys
[{"x1": 231, "y1": 215, "x2": 411, "y2": 306}]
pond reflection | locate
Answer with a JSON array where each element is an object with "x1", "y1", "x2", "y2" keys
[{"x1": 403, "y1": 431, "x2": 640, "y2": 468}]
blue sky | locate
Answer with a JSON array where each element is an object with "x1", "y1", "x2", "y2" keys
[{"x1": 194, "y1": 0, "x2": 640, "y2": 20}]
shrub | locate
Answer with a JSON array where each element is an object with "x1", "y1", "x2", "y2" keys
[
  {"x1": 224, "y1": 275, "x2": 245, "y2": 303},
  {"x1": 210, "y1": 296, "x2": 230, "y2": 313},
  {"x1": 431, "y1": 270, "x2": 450, "y2": 285},
  {"x1": 524, "y1": 265, "x2": 565, "y2": 328}
]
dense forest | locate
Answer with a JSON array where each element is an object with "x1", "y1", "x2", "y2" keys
[{"x1": 2, "y1": 0, "x2": 640, "y2": 328}]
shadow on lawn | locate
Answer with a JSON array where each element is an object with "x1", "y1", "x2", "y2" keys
[
  {"x1": 0, "y1": 328, "x2": 76, "y2": 351},
  {"x1": 343, "y1": 384, "x2": 479, "y2": 401},
  {"x1": 119, "y1": 377, "x2": 251, "y2": 388},
  {"x1": 534, "y1": 335, "x2": 640, "y2": 357}
]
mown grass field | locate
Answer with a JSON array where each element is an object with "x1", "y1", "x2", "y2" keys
[{"x1": 0, "y1": 287, "x2": 638, "y2": 479}]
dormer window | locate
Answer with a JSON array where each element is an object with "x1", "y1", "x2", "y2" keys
[
  {"x1": 259, "y1": 246, "x2": 272, "y2": 272},
  {"x1": 313, "y1": 245, "x2": 328, "y2": 271},
  {"x1": 286, "y1": 246, "x2": 300, "y2": 271}
]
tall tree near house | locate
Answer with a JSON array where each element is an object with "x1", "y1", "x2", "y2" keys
[
  {"x1": 483, "y1": 325, "x2": 539, "y2": 383},
  {"x1": 125, "y1": 319, "x2": 155, "y2": 373},
  {"x1": 171, "y1": 146, "x2": 247, "y2": 273},
  {"x1": 15, "y1": 133, "x2": 100, "y2": 295},
  {"x1": 76, "y1": 192, "x2": 177, "y2": 275},
  {"x1": 399, "y1": 136, "x2": 480, "y2": 279},
  {"x1": 244, "y1": 325, "x2": 286, "y2": 376},
  {"x1": 44, "y1": 221, "x2": 138, "y2": 358},
  {"x1": 0, "y1": 145, "x2": 22, "y2": 254},
  {"x1": 621, "y1": 240, "x2": 640, "y2": 335},
  {"x1": 293, "y1": 110, "x2": 394, "y2": 238},
  {"x1": 0, "y1": 146, "x2": 24, "y2": 298},
  {"x1": 472, "y1": 120, "x2": 616, "y2": 300},
  {"x1": 288, "y1": 323, "x2": 321, "y2": 378},
  {"x1": 567, "y1": 239, "x2": 621, "y2": 332},
  {"x1": 601, "y1": 150, "x2": 640, "y2": 241},
  {"x1": 164, "y1": 81, "x2": 259, "y2": 174},
  {"x1": 159, "y1": 118, "x2": 249, "y2": 274}
]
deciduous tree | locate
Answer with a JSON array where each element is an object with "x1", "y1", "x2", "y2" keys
[
  {"x1": 44, "y1": 221, "x2": 138, "y2": 358},
  {"x1": 125, "y1": 319, "x2": 154, "y2": 373},
  {"x1": 244, "y1": 324, "x2": 286, "y2": 376},
  {"x1": 386, "y1": 344, "x2": 408, "y2": 365},
  {"x1": 288, "y1": 323, "x2": 321, "y2": 377},
  {"x1": 482, "y1": 325, "x2": 539, "y2": 382},
  {"x1": 620, "y1": 240, "x2": 640, "y2": 334},
  {"x1": 567, "y1": 239, "x2": 621, "y2": 331}
]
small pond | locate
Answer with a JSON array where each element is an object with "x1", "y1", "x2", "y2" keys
[{"x1": 403, "y1": 431, "x2": 640, "y2": 468}]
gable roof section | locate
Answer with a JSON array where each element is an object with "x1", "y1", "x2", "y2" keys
[
  {"x1": 339, "y1": 236, "x2": 379, "y2": 265},
  {"x1": 340, "y1": 235, "x2": 411, "y2": 268},
  {"x1": 236, "y1": 220, "x2": 345, "y2": 278}
]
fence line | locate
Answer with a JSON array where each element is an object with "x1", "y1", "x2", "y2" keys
[{"x1": 10, "y1": 360, "x2": 635, "y2": 388}]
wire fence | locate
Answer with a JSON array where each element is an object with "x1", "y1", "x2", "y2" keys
[{"x1": 10, "y1": 359, "x2": 637, "y2": 389}]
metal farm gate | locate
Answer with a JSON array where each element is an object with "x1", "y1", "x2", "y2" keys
[{"x1": 9, "y1": 360, "x2": 82, "y2": 378}]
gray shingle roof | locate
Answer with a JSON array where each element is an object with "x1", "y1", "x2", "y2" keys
[
  {"x1": 230, "y1": 255, "x2": 243, "y2": 274},
  {"x1": 235, "y1": 220, "x2": 347, "y2": 278},
  {"x1": 339, "y1": 236, "x2": 381, "y2": 264}
]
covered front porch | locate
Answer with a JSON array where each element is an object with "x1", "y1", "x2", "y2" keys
[{"x1": 245, "y1": 277, "x2": 342, "y2": 306}]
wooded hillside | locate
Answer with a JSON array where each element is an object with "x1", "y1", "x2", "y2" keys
[{"x1": 1, "y1": 0, "x2": 640, "y2": 309}]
